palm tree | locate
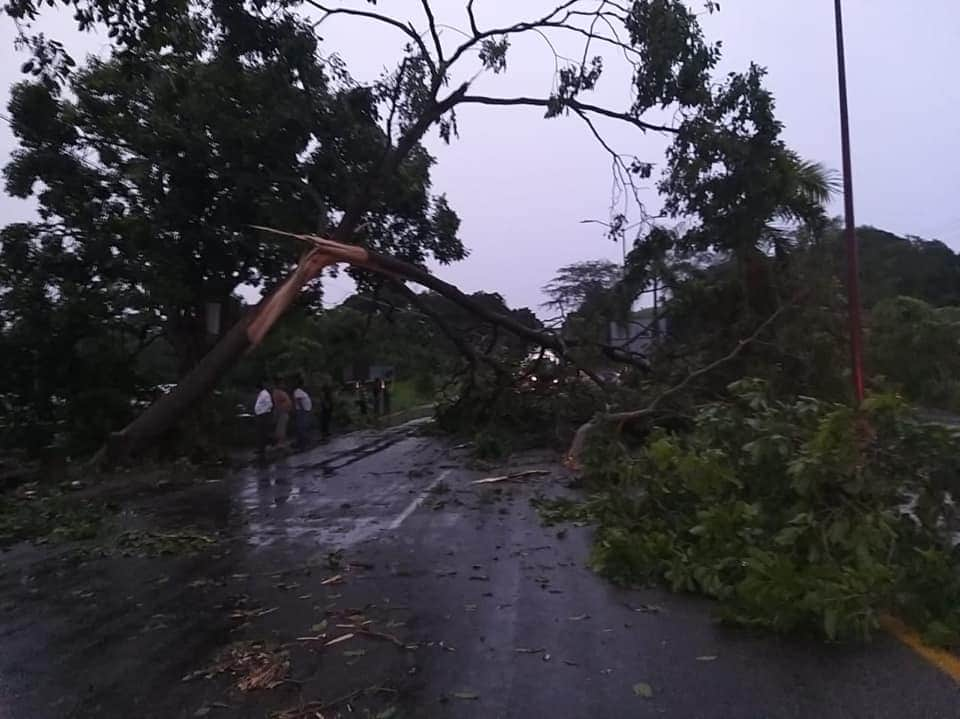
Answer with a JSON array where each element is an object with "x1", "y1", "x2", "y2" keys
[{"x1": 765, "y1": 150, "x2": 840, "y2": 264}]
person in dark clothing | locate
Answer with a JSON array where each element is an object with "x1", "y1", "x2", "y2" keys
[
  {"x1": 319, "y1": 384, "x2": 334, "y2": 439},
  {"x1": 355, "y1": 381, "x2": 367, "y2": 417},
  {"x1": 382, "y1": 377, "x2": 391, "y2": 415},
  {"x1": 371, "y1": 378, "x2": 383, "y2": 416}
]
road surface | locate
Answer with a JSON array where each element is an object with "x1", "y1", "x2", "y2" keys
[{"x1": 1, "y1": 422, "x2": 958, "y2": 718}]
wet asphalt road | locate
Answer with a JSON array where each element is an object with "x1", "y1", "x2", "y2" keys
[{"x1": 1, "y1": 421, "x2": 960, "y2": 718}]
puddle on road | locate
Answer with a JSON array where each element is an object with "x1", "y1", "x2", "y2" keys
[{"x1": 231, "y1": 434, "x2": 442, "y2": 552}]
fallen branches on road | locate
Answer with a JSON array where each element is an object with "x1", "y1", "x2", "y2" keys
[
  {"x1": 471, "y1": 469, "x2": 551, "y2": 485},
  {"x1": 565, "y1": 306, "x2": 790, "y2": 469}
]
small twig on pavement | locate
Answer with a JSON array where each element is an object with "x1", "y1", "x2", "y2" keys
[{"x1": 471, "y1": 469, "x2": 550, "y2": 485}]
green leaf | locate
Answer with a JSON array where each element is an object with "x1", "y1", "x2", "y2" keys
[
  {"x1": 774, "y1": 526, "x2": 804, "y2": 546},
  {"x1": 824, "y1": 608, "x2": 838, "y2": 640},
  {"x1": 633, "y1": 682, "x2": 654, "y2": 698}
]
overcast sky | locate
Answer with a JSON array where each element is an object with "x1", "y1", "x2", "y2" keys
[{"x1": 2, "y1": 1, "x2": 958, "y2": 312}]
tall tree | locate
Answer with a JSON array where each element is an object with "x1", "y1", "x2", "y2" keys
[
  {"x1": 542, "y1": 260, "x2": 623, "y2": 321},
  {"x1": 658, "y1": 64, "x2": 836, "y2": 279},
  {"x1": 4, "y1": 1, "x2": 815, "y2": 460},
  {"x1": 3, "y1": 7, "x2": 463, "y2": 374}
]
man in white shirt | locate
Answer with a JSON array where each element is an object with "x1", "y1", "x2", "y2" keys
[
  {"x1": 254, "y1": 378, "x2": 274, "y2": 457},
  {"x1": 292, "y1": 375, "x2": 313, "y2": 451}
]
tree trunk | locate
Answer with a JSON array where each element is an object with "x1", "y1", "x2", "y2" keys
[
  {"x1": 94, "y1": 227, "x2": 646, "y2": 466},
  {"x1": 93, "y1": 309, "x2": 257, "y2": 466}
]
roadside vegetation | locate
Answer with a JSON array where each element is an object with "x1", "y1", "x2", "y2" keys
[{"x1": 2, "y1": 0, "x2": 960, "y2": 648}]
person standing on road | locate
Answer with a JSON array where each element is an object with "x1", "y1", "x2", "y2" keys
[
  {"x1": 355, "y1": 381, "x2": 368, "y2": 418},
  {"x1": 381, "y1": 377, "x2": 391, "y2": 415},
  {"x1": 272, "y1": 377, "x2": 293, "y2": 447},
  {"x1": 371, "y1": 378, "x2": 383, "y2": 416},
  {"x1": 254, "y1": 379, "x2": 274, "y2": 457},
  {"x1": 292, "y1": 375, "x2": 313, "y2": 450}
]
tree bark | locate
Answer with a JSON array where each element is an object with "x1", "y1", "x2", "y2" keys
[
  {"x1": 93, "y1": 309, "x2": 257, "y2": 466},
  {"x1": 92, "y1": 228, "x2": 643, "y2": 466}
]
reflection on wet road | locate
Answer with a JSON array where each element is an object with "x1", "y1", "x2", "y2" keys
[{"x1": 2, "y1": 421, "x2": 960, "y2": 719}]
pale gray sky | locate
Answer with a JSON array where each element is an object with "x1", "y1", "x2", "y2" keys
[{"x1": 2, "y1": 1, "x2": 958, "y2": 312}]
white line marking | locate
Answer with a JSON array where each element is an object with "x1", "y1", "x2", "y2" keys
[{"x1": 389, "y1": 469, "x2": 452, "y2": 530}]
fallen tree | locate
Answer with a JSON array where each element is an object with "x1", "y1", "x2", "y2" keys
[
  {"x1": 538, "y1": 381, "x2": 960, "y2": 644},
  {"x1": 88, "y1": 0, "x2": 728, "y2": 463},
  {"x1": 565, "y1": 305, "x2": 791, "y2": 468},
  {"x1": 95, "y1": 228, "x2": 648, "y2": 464}
]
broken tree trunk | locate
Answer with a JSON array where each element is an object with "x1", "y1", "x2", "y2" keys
[
  {"x1": 91, "y1": 251, "x2": 339, "y2": 466},
  {"x1": 93, "y1": 227, "x2": 645, "y2": 465}
]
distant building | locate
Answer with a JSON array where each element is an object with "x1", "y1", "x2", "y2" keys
[{"x1": 608, "y1": 307, "x2": 667, "y2": 358}]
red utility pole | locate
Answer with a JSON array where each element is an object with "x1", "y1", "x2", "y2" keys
[{"x1": 833, "y1": 0, "x2": 865, "y2": 405}]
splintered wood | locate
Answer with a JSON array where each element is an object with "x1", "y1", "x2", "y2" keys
[{"x1": 470, "y1": 469, "x2": 550, "y2": 485}]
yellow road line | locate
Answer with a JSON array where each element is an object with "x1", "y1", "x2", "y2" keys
[{"x1": 880, "y1": 614, "x2": 960, "y2": 682}]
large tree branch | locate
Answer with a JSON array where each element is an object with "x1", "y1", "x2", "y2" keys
[
  {"x1": 419, "y1": 0, "x2": 444, "y2": 68},
  {"x1": 566, "y1": 305, "x2": 790, "y2": 468},
  {"x1": 306, "y1": 1, "x2": 438, "y2": 80},
  {"x1": 466, "y1": 0, "x2": 480, "y2": 37},
  {"x1": 252, "y1": 227, "x2": 617, "y2": 390},
  {"x1": 458, "y1": 94, "x2": 677, "y2": 134},
  {"x1": 447, "y1": 0, "x2": 581, "y2": 67},
  {"x1": 396, "y1": 281, "x2": 509, "y2": 380}
]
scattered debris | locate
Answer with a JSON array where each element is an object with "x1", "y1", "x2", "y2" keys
[
  {"x1": 451, "y1": 691, "x2": 479, "y2": 700},
  {"x1": 193, "y1": 702, "x2": 230, "y2": 717},
  {"x1": 633, "y1": 682, "x2": 654, "y2": 699},
  {"x1": 355, "y1": 627, "x2": 405, "y2": 648},
  {"x1": 514, "y1": 647, "x2": 546, "y2": 654},
  {"x1": 230, "y1": 606, "x2": 278, "y2": 622},
  {"x1": 568, "y1": 613, "x2": 589, "y2": 621},
  {"x1": 696, "y1": 655, "x2": 718, "y2": 662},
  {"x1": 325, "y1": 633, "x2": 355, "y2": 647},
  {"x1": 321, "y1": 573, "x2": 344, "y2": 585},
  {"x1": 188, "y1": 578, "x2": 219, "y2": 589},
  {"x1": 471, "y1": 470, "x2": 550, "y2": 485},
  {"x1": 275, "y1": 686, "x2": 397, "y2": 719},
  {"x1": 183, "y1": 641, "x2": 289, "y2": 692},
  {"x1": 118, "y1": 529, "x2": 217, "y2": 557},
  {"x1": 469, "y1": 574, "x2": 490, "y2": 581},
  {"x1": 626, "y1": 603, "x2": 664, "y2": 614}
]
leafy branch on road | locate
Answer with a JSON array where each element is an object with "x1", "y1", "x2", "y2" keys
[{"x1": 540, "y1": 380, "x2": 960, "y2": 644}]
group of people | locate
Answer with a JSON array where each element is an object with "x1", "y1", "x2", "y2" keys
[
  {"x1": 353, "y1": 377, "x2": 392, "y2": 417},
  {"x1": 254, "y1": 376, "x2": 333, "y2": 456}
]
